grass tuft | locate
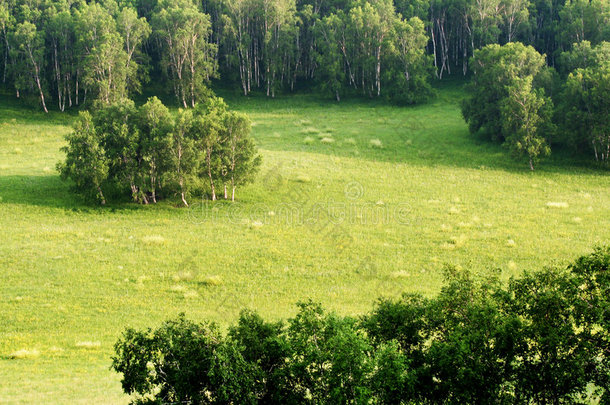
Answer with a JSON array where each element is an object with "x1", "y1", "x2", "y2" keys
[
  {"x1": 369, "y1": 138, "x2": 383, "y2": 148},
  {"x1": 141, "y1": 235, "x2": 166, "y2": 244},
  {"x1": 201, "y1": 275, "x2": 223, "y2": 286},
  {"x1": 75, "y1": 341, "x2": 101, "y2": 350},
  {"x1": 8, "y1": 349, "x2": 40, "y2": 360},
  {"x1": 546, "y1": 202, "x2": 569, "y2": 208}
]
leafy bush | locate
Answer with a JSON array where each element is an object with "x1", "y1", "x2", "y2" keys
[{"x1": 113, "y1": 246, "x2": 610, "y2": 404}]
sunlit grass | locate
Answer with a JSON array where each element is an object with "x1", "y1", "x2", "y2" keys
[{"x1": 1, "y1": 81, "x2": 609, "y2": 403}]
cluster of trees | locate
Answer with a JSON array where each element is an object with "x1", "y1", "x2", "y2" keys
[
  {"x1": 57, "y1": 96, "x2": 261, "y2": 205},
  {"x1": 0, "y1": 0, "x2": 152, "y2": 112},
  {"x1": 112, "y1": 246, "x2": 610, "y2": 404},
  {"x1": 2, "y1": 0, "x2": 608, "y2": 111},
  {"x1": 215, "y1": 0, "x2": 433, "y2": 102},
  {"x1": 425, "y1": 0, "x2": 608, "y2": 78},
  {"x1": 462, "y1": 41, "x2": 610, "y2": 168},
  {"x1": 0, "y1": 0, "x2": 434, "y2": 109}
]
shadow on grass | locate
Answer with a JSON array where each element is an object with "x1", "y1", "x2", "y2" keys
[
  {"x1": 0, "y1": 175, "x2": 155, "y2": 213},
  {"x1": 0, "y1": 175, "x2": 86, "y2": 209},
  {"x1": 0, "y1": 174, "x2": 203, "y2": 213}
]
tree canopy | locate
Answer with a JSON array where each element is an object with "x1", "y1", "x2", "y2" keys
[
  {"x1": 112, "y1": 246, "x2": 610, "y2": 404},
  {"x1": 58, "y1": 96, "x2": 261, "y2": 205}
]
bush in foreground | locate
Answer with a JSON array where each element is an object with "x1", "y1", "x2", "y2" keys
[{"x1": 112, "y1": 246, "x2": 610, "y2": 404}]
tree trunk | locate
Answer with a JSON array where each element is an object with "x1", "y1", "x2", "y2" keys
[
  {"x1": 35, "y1": 74, "x2": 48, "y2": 113},
  {"x1": 529, "y1": 156, "x2": 534, "y2": 171},
  {"x1": 98, "y1": 185, "x2": 106, "y2": 205},
  {"x1": 207, "y1": 151, "x2": 216, "y2": 201},
  {"x1": 2, "y1": 29, "x2": 8, "y2": 83},
  {"x1": 75, "y1": 70, "x2": 79, "y2": 105},
  {"x1": 53, "y1": 42, "x2": 64, "y2": 111},
  {"x1": 27, "y1": 44, "x2": 48, "y2": 113},
  {"x1": 151, "y1": 177, "x2": 157, "y2": 203},
  {"x1": 231, "y1": 176, "x2": 236, "y2": 202}
]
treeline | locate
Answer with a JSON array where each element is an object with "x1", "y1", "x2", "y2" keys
[
  {"x1": 461, "y1": 41, "x2": 610, "y2": 168},
  {"x1": 2, "y1": 0, "x2": 608, "y2": 111},
  {"x1": 112, "y1": 246, "x2": 610, "y2": 404},
  {"x1": 0, "y1": 0, "x2": 433, "y2": 109},
  {"x1": 57, "y1": 96, "x2": 261, "y2": 205}
]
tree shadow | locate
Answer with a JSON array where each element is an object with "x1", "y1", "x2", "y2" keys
[
  {"x1": 0, "y1": 175, "x2": 86, "y2": 209},
  {"x1": 0, "y1": 175, "x2": 149, "y2": 212}
]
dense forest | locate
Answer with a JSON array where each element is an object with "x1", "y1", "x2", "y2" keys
[{"x1": 0, "y1": 0, "x2": 608, "y2": 108}]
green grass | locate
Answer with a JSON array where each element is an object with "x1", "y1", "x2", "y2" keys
[{"x1": 1, "y1": 82, "x2": 609, "y2": 403}]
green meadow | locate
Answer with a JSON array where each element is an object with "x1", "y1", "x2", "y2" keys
[{"x1": 1, "y1": 82, "x2": 609, "y2": 403}]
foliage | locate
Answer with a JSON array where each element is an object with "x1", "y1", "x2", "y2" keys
[
  {"x1": 112, "y1": 315, "x2": 259, "y2": 404},
  {"x1": 558, "y1": 41, "x2": 610, "y2": 164},
  {"x1": 58, "y1": 96, "x2": 261, "y2": 205},
  {"x1": 112, "y1": 247, "x2": 610, "y2": 404},
  {"x1": 501, "y1": 76, "x2": 553, "y2": 170},
  {"x1": 151, "y1": 0, "x2": 217, "y2": 108},
  {"x1": 462, "y1": 42, "x2": 555, "y2": 169},
  {"x1": 57, "y1": 111, "x2": 108, "y2": 204}
]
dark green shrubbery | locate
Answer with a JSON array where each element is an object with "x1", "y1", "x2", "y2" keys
[{"x1": 113, "y1": 246, "x2": 610, "y2": 404}]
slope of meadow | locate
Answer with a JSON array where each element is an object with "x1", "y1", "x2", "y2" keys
[{"x1": 0, "y1": 83, "x2": 608, "y2": 403}]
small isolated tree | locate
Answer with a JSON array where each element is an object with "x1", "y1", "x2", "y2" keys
[
  {"x1": 57, "y1": 111, "x2": 108, "y2": 204},
  {"x1": 501, "y1": 77, "x2": 552, "y2": 170}
]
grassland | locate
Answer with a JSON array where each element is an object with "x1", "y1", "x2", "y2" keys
[{"x1": 0, "y1": 81, "x2": 609, "y2": 403}]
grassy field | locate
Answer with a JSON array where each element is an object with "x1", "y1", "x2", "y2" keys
[{"x1": 0, "y1": 82, "x2": 609, "y2": 403}]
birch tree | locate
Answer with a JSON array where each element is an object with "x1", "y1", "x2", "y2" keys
[
  {"x1": 152, "y1": 0, "x2": 217, "y2": 107},
  {"x1": 170, "y1": 108, "x2": 197, "y2": 206},
  {"x1": 58, "y1": 111, "x2": 109, "y2": 204},
  {"x1": 10, "y1": 20, "x2": 48, "y2": 112},
  {"x1": 561, "y1": 49, "x2": 610, "y2": 163},
  {"x1": 222, "y1": 111, "x2": 261, "y2": 201},
  {"x1": 46, "y1": 7, "x2": 74, "y2": 111},
  {"x1": 116, "y1": 7, "x2": 151, "y2": 95},
  {"x1": 137, "y1": 97, "x2": 173, "y2": 203},
  {"x1": 501, "y1": 77, "x2": 552, "y2": 170}
]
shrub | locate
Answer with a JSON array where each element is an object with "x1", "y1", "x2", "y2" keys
[{"x1": 113, "y1": 246, "x2": 610, "y2": 404}]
